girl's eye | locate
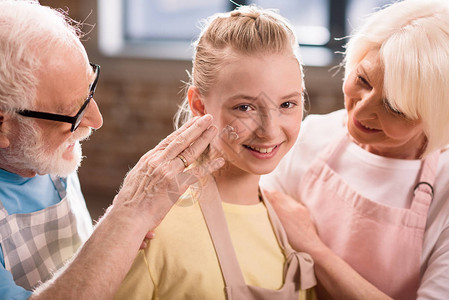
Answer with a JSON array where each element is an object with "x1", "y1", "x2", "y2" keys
[
  {"x1": 280, "y1": 101, "x2": 297, "y2": 109},
  {"x1": 234, "y1": 104, "x2": 253, "y2": 112}
]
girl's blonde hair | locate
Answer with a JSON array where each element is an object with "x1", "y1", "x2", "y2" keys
[
  {"x1": 344, "y1": 0, "x2": 449, "y2": 156},
  {"x1": 174, "y1": 5, "x2": 302, "y2": 129}
]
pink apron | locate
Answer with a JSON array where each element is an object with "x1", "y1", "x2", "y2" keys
[
  {"x1": 299, "y1": 134, "x2": 439, "y2": 300},
  {"x1": 199, "y1": 177, "x2": 316, "y2": 299}
]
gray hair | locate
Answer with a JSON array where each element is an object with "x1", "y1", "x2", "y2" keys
[
  {"x1": 344, "y1": 0, "x2": 449, "y2": 156},
  {"x1": 0, "y1": 0, "x2": 84, "y2": 114}
]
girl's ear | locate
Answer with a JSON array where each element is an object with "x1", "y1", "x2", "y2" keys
[
  {"x1": 0, "y1": 111, "x2": 11, "y2": 148},
  {"x1": 188, "y1": 86, "x2": 206, "y2": 116}
]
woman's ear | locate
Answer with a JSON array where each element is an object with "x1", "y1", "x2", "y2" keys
[
  {"x1": 0, "y1": 111, "x2": 11, "y2": 148},
  {"x1": 188, "y1": 86, "x2": 206, "y2": 116}
]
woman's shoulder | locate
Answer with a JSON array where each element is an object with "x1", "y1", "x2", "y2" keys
[
  {"x1": 436, "y1": 147, "x2": 449, "y2": 182},
  {"x1": 296, "y1": 109, "x2": 347, "y2": 148}
]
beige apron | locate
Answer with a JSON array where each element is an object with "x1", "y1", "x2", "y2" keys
[
  {"x1": 199, "y1": 177, "x2": 316, "y2": 300},
  {"x1": 0, "y1": 175, "x2": 91, "y2": 290},
  {"x1": 299, "y1": 134, "x2": 439, "y2": 300}
]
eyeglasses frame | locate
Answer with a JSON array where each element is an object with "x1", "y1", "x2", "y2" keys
[{"x1": 16, "y1": 63, "x2": 100, "y2": 132}]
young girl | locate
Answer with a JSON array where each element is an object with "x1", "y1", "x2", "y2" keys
[{"x1": 114, "y1": 6, "x2": 316, "y2": 300}]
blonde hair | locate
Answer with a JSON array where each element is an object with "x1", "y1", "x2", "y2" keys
[
  {"x1": 174, "y1": 5, "x2": 302, "y2": 129},
  {"x1": 344, "y1": 0, "x2": 449, "y2": 156}
]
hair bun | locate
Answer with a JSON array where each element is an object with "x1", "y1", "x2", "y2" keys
[{"x1": 230, "y1": 9, "x2": 259, "y2": 20}]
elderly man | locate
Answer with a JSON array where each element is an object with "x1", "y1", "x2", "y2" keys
[{"x1": 0, "y1": 1, "x2": 223, "y2": 299}]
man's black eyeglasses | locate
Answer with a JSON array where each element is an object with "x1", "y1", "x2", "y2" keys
[{"x1": 17, "y1": 63, "x2": 100, "y2": 132}]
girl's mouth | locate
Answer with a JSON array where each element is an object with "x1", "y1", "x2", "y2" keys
[
  {"x1": 242, "y1": 144, "x2": 281, "y2": 159},
  {"x1": 245, "y1": 145, "x2": 276, "y2": 153}
]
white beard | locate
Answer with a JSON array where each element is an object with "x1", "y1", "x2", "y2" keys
[{"x1": 2, "y1": 119, "x2": 92, "y2": 177}]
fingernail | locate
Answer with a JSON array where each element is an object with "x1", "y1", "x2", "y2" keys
[
  {"x1": 208, "y1": 125, "x2": 218, "y2": 133},
  {"x1": 201, "y1": 114, "x2": 213, "y2": 124}
]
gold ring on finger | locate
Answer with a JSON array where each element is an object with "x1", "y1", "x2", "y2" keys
[{"x1": 177, "y1": 154, "x2": 189, "y2": 168}]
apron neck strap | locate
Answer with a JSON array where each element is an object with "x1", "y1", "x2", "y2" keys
[
  {"x1": 259, "y1": 189, "x2": 293, "y2": 255},
  {"x1": 199, "y1": 178, "x2": 247, "y2": 287},
  {"x1": 199, "y1": 177, "x2": 317, "y2": 290},
  {"x1": 411, "y1": 150, "x2": 440, "y2": 213}
]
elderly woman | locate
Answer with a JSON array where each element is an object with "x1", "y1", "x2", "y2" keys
[{"x1": 261, "y1": 0, "x2": 449, "y2": 299}]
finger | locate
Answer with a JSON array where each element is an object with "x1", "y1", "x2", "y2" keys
[
  {"x1": 138, "y1": 115, "x2": 215, "y2": 175},
  {"x1": 263, "y1": 189, "x2": 279, "y2": 203},
  {"x1": 153, "y1": 116, "x2": 200, "y2": 151},
  {"x1": 165, "y1": 157, "x2": 225, "y2": 204},
  {"x1": 177, "y1": 157, "x2": 225, "y2": 187},
  {"x1": 139, "y1": 240, "x2": 148, "y2": 249},
  {"x1": 135, "y1": 116, "x2": 201, "y2": 167},
  {"x1": 145, "y1": 231, "x2": 155, "y2": 239},
  {"x1": 173, "y1": 124, "x2": 218, "y2": 169},
  {"x1": 127, "y1": 117, "x2": 209, "y2": 180},
  {"x1": 163, "y1": 114, "x2": 214, "y2": 161},
  {"x1": 122, "y1": 116, "x2": 214, "y2": 187}
]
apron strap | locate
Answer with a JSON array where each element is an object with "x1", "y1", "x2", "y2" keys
[
  {"x1": 410, "y1": 150, "x2": 440, "y2": 215},
  {"x1": 199, "y1": 178, "x2": 247, "y2": 287},
  {"x1": 50, "y1": 175, "x2": 67, "y2": 200},
  {"x1": 199, "y1": 177, "x2": 317, "y2": 291},
  {"x1": 261, "y1": 190, "x2": 316, "y2": 290}
]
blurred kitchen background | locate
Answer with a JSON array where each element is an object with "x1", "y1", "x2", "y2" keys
[{"x1": 39, "y1": 0, "x2": 395, "y2": 221}]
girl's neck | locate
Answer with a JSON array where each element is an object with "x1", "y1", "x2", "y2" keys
[{"x1": 213, "y1": 167, "x2": 261, "y2": 205}]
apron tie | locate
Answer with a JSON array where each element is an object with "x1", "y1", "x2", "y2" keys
[{"x1": 284, "y1": 251, "x2": 316, "y2": 290}]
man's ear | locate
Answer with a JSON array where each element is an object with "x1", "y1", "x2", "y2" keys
[
  {"x1": 0, "y1": 111, "x2": 11, "y2": 148},
  {"x1": 188, "y1": 86, "x2": 206, "y2": 116}
]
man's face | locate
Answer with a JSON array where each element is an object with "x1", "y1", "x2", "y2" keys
[
  {"x1": 5, "y1": 43, "x2": 103, "y2": 177},
  {"x1": 4, "y1": 118, "x2": 91, "y2": 177}
]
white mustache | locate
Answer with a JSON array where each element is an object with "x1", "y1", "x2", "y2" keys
[{"x1": 69, "y1": 127, "x2": 92, "y2": 144}]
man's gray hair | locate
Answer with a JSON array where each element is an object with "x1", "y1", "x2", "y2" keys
[{"x1": 0, "y1": 0, "x2": 84, "y2": 114}]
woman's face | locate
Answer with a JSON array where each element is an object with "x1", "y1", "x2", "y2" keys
[
  {"x1": 201, "y1": 53, "x2": 303, "y2": 176},
  {"x1": 343, "y1": 49, "x2": 426, "y2": 159}
]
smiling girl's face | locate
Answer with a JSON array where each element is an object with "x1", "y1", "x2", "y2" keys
[{"x1": 189, "y1": 53, "x2": 303, "y2": 177}]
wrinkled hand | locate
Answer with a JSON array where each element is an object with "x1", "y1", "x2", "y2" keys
[
  {"x1": 264, "y1": 190, "x2": 322, "y2": 253},
  {"x1": 113, "y1": 114, "x2": 225, "y2": 233}
]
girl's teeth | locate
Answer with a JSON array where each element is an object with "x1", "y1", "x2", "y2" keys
[{"x1": 249, "y1": 146, "x2": 275, "y2": 153}]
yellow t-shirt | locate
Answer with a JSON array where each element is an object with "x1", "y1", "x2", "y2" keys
[{"x1": 114, "y1": 191, "x2": 314, "y2": 300}]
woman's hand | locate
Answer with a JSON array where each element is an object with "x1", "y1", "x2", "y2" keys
[
  {"x1": 264, "y1": 190, "x2": 393, "y2": 300},
  {"x1": 264, "y1": 190, "x2": 323, "y2": 253},
  {"x1": 113, "y1": 114, "x2": 225, "y2": 232}
]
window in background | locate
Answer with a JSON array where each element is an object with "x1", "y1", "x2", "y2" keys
[
  {"x1": 98, "y1": 0, "x2": 397, "y2": 66},
  {"x1": 255, "y1": 0, "x2": 330, "y2": 46},
  {"x1": 125, "y1": 0, "x2": 227, "y2": 41},
  {"x1": 125, "y1": 0, "x2": 330, "y2": 46},
  {"x1": 346, "y1": 0, "x2": 395, "y2": 34}
]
